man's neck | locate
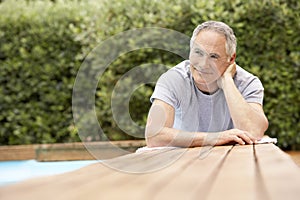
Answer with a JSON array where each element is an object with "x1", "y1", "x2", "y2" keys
[{"x1": 195, "y1": 82, "x2": 219, "y2": 95}]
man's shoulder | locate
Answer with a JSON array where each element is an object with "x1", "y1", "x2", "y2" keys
[
  {"x1": 151, "y1": 60, "x2": 192, "y2": 106},
  {"x1": 235, "y1": 65, "x2": 260, "y2": 81},
  {"x1": 171, "y1": 60, "x2": 191, "y2": 76},
  {"x1": 164, "y1": 60, "x2": 191, "y2": 79},
  {"x1": 234, "y1": 65, "x2": 263, "y2": 89},
  {"x1": 160, "y1": 60, "x2": 191, "y2": 81}
]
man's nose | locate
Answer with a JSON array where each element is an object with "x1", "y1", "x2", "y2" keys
[{"x1": 198, "y1": 56, "x2": 210, "y2": 69}]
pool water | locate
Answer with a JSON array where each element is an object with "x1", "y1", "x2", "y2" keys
[{"x1": 0, "y1": 160, "x2": 99, "y2": 187}]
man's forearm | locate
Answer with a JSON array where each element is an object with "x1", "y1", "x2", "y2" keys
[
  {"x1": 146, "y1": 127, "x2": 208, "y2": 148},
  {"x1": 221, "y1": 76, "x2": 268, "y2": 138},
  {"x1": 146, "y1": 127, "x2": 257, "y2": 147}
]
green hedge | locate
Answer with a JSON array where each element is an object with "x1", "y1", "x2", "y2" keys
[{"x1": 0, "y1": 0, "x2": 299, "y2": 149}]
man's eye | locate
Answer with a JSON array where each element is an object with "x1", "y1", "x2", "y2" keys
[
  {"x1": 194, "y1": 49, "x2": 204, "y2": 56},
  {"x1": 210, "y1": 54, "x2": 219, "y2": 59}
]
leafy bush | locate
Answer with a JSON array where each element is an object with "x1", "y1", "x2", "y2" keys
[
  {"x1": 0, "y1": 0, "x2": 299, "y2": 149},
  {"x1": 0, "y1": 0, "x2": 103, "y2": 144}
]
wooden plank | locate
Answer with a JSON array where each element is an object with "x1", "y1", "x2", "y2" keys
[
  {"x1": 1, "y1": 143, "x2": 300, "y2": 200},
  {"x1": 36, "y1": 140, "x2": 146, "y2": 161},
  {"x1": 0, "y1": 146, "x2": 230, "y2": 200},
  {"x1": 0, "y1": 140, "x2": 146, "y2": 161},
  {"x1": 76, "y1": 145, "x2": 232, "y2": 200},
  {"x1": 0, "y1": 144, "x2": 37, "y2": 161},
  {"x1": 0, "y1": 154, "x2": 125, "y2": 200},
  {"x1": 54, "y1": 147, "x2": 190, "y2": 200},
  {"x1": 0, "y1": 162, "x2": 112, "y2": 200},
  {"x1": 0, "y1": 147, "x2": 181, "y2": 200},
  {"x1": 103, "y1": 147, "x2": 186, "y2": 173},
  {"x1": 149, "y1": 145, "x2": 233, "y2": 200},
  {"x1": 0, "y1": 142, "x2": 150, "y2": 199},
  {"x1": 254, "y1": 143, "x2": 300, "y2": 200},
  {"x1": 204, "y1": 144, "x2": 259, "y2": 200}
]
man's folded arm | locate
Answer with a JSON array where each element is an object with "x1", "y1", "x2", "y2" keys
[{"x1": 145, "y1": 99, "x2": 256, "y2": 147}]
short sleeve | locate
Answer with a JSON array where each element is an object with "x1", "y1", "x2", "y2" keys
[
  {"x1": 150, "y1": 70, "x2": 183, "y2": 109},
  {"x1": 235, "y1": 67, "x2": 265, "y2": 105},
  {"x1": 242, "y1": 78, "x2": 264, "y2": 105}
]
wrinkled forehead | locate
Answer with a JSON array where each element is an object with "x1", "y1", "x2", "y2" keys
[{"x1": 191, "y1": 30, "x2": 227, "y2": 54}]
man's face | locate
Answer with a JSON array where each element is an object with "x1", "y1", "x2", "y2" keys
[{"x1": 189, "y1": 30, "x2": 232, "y2": 88}]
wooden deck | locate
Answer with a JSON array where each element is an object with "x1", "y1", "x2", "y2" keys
[
  {"x1": 1, "y1": 143, "x2": 300, "y2": 200},
  {"x1": 0, "y1": 140, "x2": 146, "y2": 161}
]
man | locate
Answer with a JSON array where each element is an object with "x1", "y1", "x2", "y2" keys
[{"x1": 145, "y1": 21, "x2": 268, "y2": 147}]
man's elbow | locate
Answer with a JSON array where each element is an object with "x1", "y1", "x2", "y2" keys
[
  {"x1": 145, "y1": 130, "x2": 167, "y2": 148},
  {"x1": 145, "y1": 133, "x2": 157, "y2": 147},
  {"x1": 260, "y1": 116, "x2": 269, "y2": 138},
  {"x1": 146, "y1": 138, "x2": 159, "y2": 148},
  {"x1": 252, "y1": 117, "x2": 269, "y2": 140},
  {"x1": 146, "y1": 136, "x2": 168, "y2": 148}
]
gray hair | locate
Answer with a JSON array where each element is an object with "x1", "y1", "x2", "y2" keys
[{"x1": 190, "y1": 21, "x2": 237, "y2": 57}]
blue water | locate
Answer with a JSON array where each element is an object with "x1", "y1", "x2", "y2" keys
[{"x1": 0, "y1": 160, "x2": 99, "y2": 187}]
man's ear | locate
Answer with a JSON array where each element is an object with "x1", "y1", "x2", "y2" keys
[{"x1": 229, "y1": 53, "x2": 236, "y2": 64}]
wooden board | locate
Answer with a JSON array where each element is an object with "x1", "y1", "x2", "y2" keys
[
  {"x1": 95, "y1": 146, "x2": 233, "y2": 200},
  {"x1": 0, "y1": 140, "x2": 146, "y2": 161},
  {"x1": 1, "y1": 144, "x2": 300, "y2": 200},
  {"x1": 205, "y1": 144, "x2": 257, "y2": 200},
  {"x1": 254, "y1": 144, "x2": 300, "y2": 200}
]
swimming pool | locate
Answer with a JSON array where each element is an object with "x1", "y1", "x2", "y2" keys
[{"x1": 0, "y1": 159, "x2": 99, "y2": 187}]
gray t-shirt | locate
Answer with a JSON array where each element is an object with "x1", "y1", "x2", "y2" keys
[{"x1": 150, "y1": 60, "x2": 264, "y2": 132}]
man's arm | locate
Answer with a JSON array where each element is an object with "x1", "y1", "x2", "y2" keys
[
  {"x1": 145, "y1": 99, "x2": 256, "y2": 147},
  {"x1": 217, "y1": 63, "x2": 269, "y2": 140}
]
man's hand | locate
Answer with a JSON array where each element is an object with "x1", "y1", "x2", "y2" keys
[
  {"x1": 207, "y1": 129, "x2": 257, "y2": 146},
  {"x1": 217, "y1": 62, "x2": 236, "y2": 89}
]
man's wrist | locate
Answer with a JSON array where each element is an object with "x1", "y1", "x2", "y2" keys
[{"x1": 218, "y1": 75, "x2": 233, "y2": 89}]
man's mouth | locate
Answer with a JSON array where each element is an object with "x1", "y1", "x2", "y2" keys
[{"x1": 193, "y1": 66, "x2": 213, "y2": 74}]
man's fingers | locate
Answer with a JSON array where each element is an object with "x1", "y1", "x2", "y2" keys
[
  {"x1": 219, "y1": 129, "x2": 257, "y2": 146},
  {"x1": 237, "y1": 132, "x2": 253, "y2": 144},
  {"x1": 233, "y1": 136, "x2": 245, "y2": 145},
  {"x1": 229, "y1": 62, "x2": 237, "y2": 77},
  {"x1": 243, "y1": 131, "x2": 257, "y2": 143},
  {"x1": 229, "y1": 129, "x2": 255, "y2": 145}
]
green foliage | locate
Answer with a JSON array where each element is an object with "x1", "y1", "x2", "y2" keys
[
  {"x1": 0, "y1": 0, "x2": 103, "y2": 144},
  {"x1": 0, "y1": 0, "x2": 299, "y2": 149}
]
